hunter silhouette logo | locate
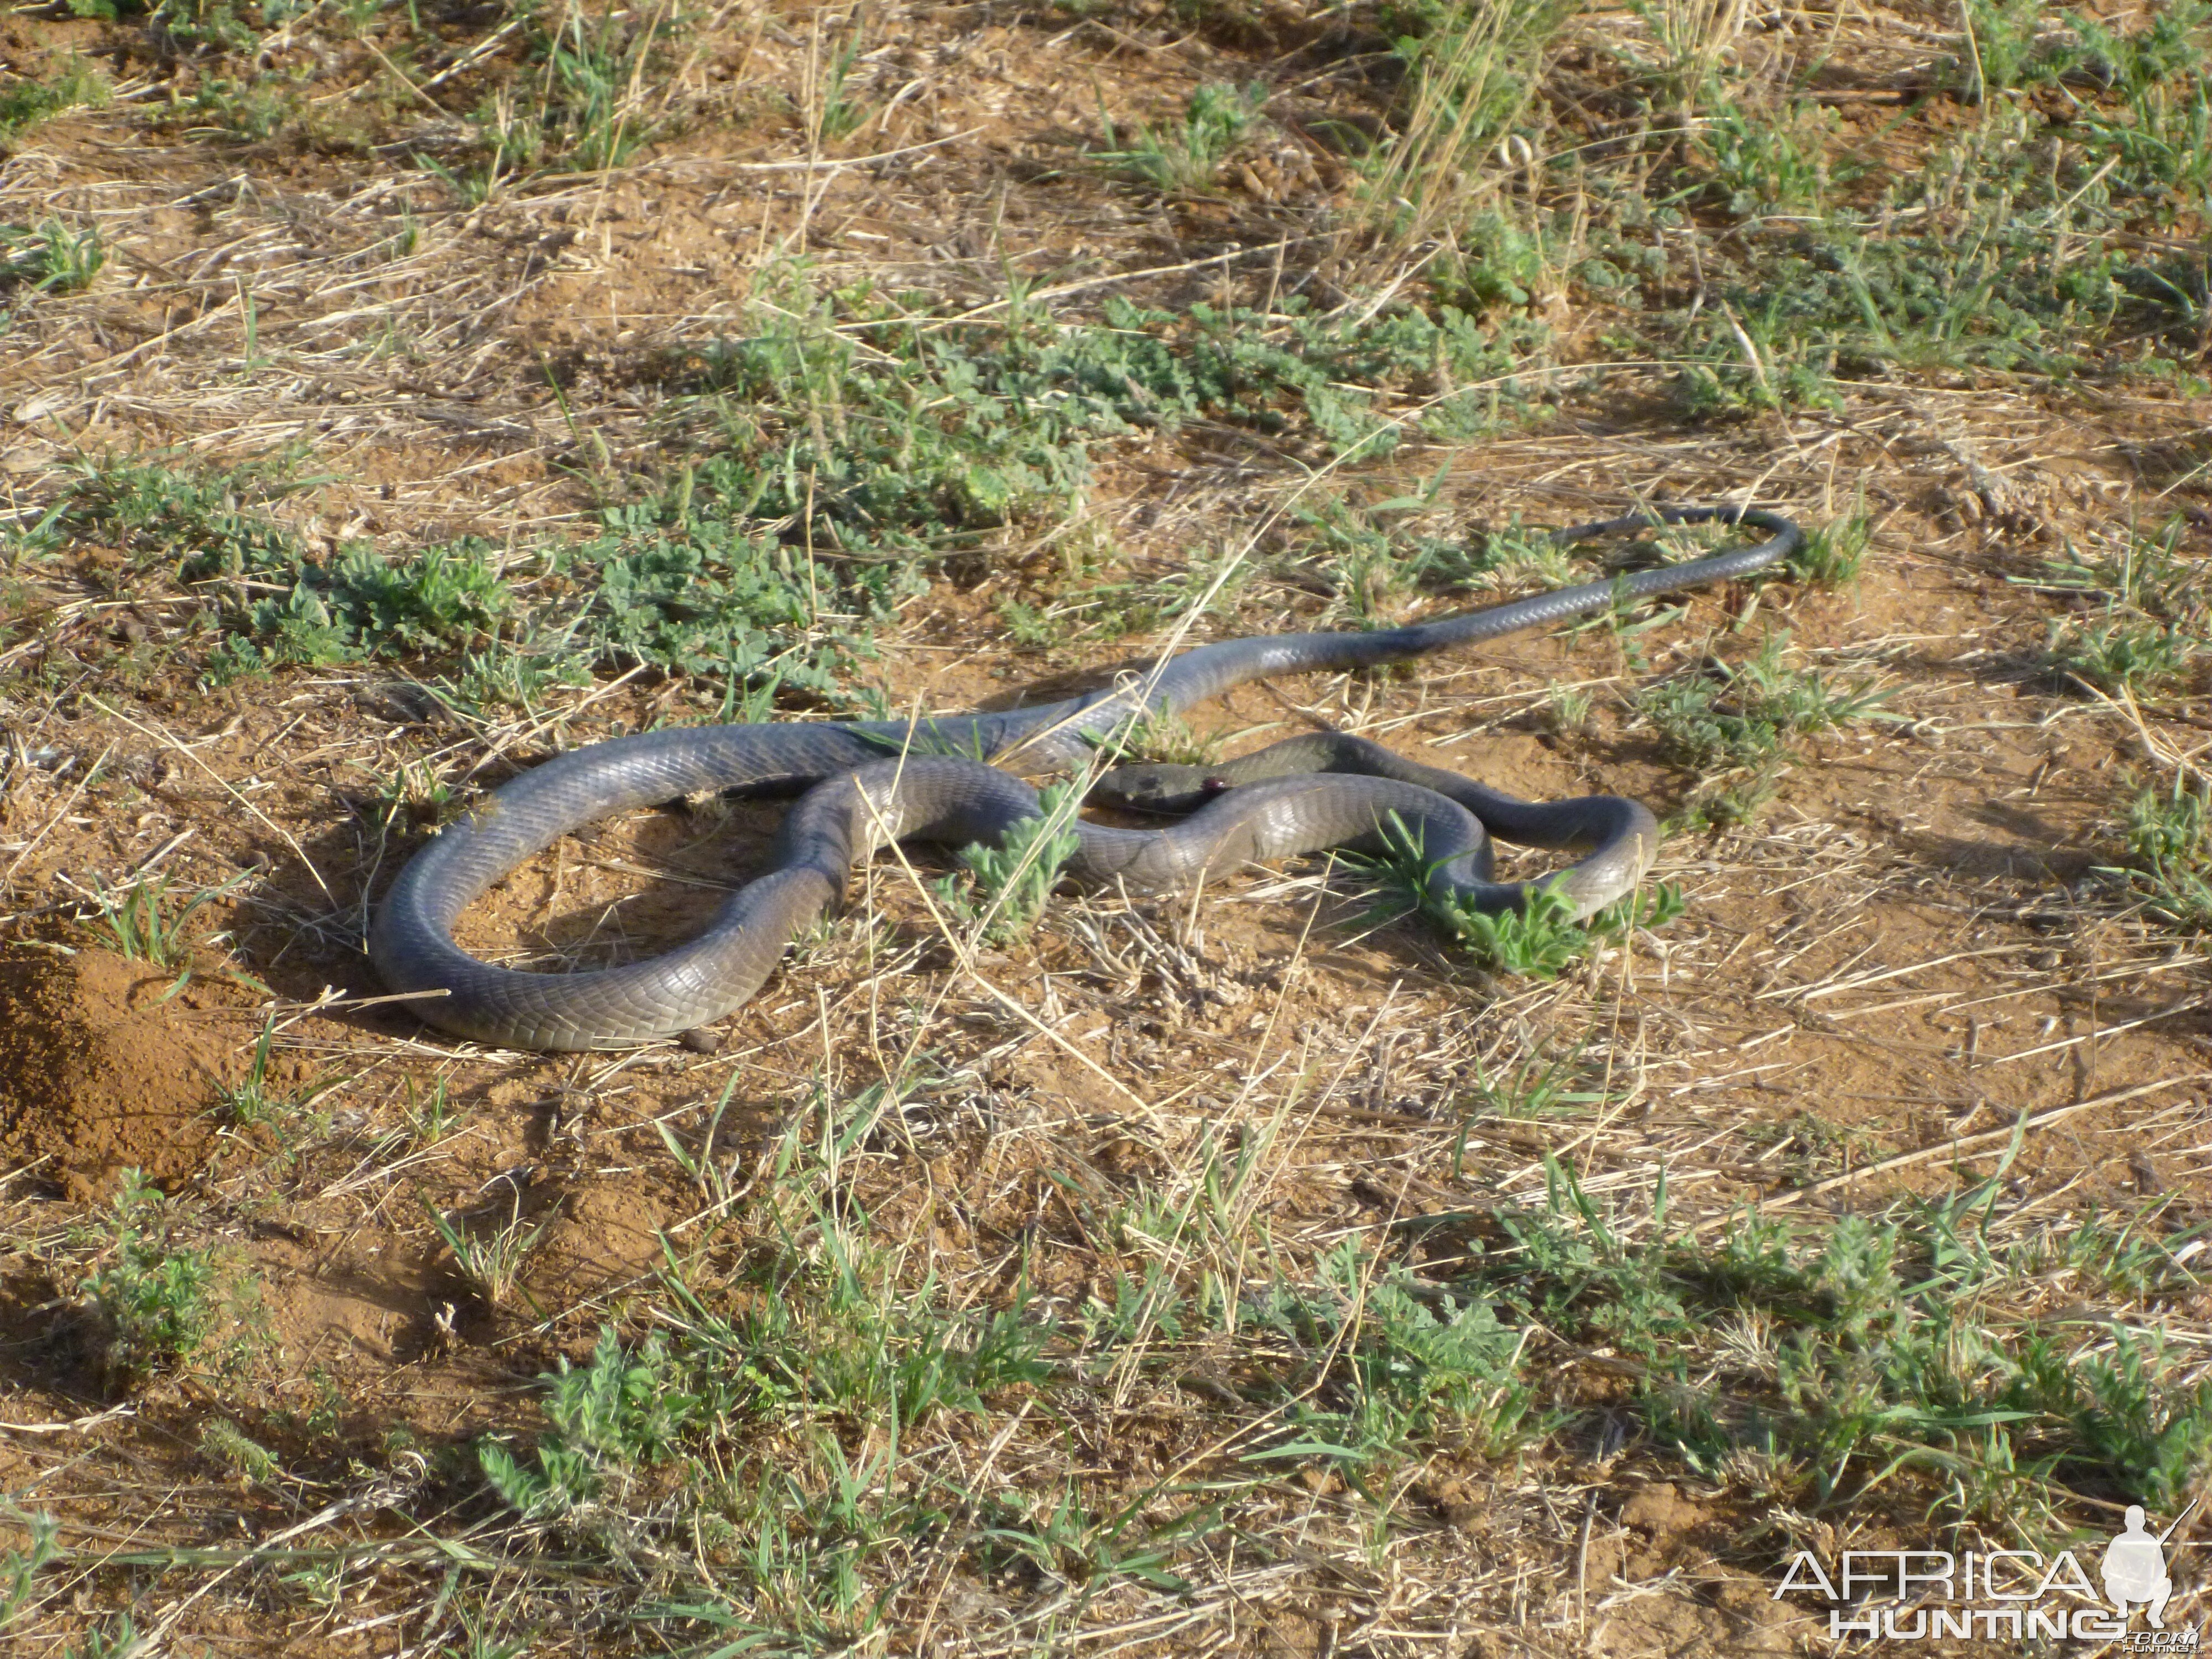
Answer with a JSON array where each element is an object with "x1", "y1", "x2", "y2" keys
[
  {"x1": 1774, "y1": 1500, "x2": 2198, "y2": 1645},
  {"x1": 2105, "y1": 1505, "x2": 2189, "y2": 1630}
]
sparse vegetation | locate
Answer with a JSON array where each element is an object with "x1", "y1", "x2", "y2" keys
[
  {"x1": 1472, "y1": 1162, "x2": 2212, "y2": 1518},
  {"x1": 74, "y1": 1172, "x2": 227, "y2": 1384},
  {"x1": 1093, "y1": 81, "x2": 1269, "y2": 195},
  {"x1": 6, "y1": 0, "x2": 2212, "y2": 1652},
  {"x1": 2105, "y1": 777, "x2": 2212, "y2": 930},
  {"x1": 425, "y1": 1188, "x2": 558, "y2": 1311},
  {"x1": 0, "y1": 218, "x2": 104, "y2": 295},
  {"x1": 2037, "y1": 519, "x2": 2210, "y2": 698},
  {"x1": 84, "y1": 871, "x2": 241, "y2": 973},
  {"x1": 933, "y1": 783, "x2": 1084, "y2": 945},
  {"x1": 1639, "y1": 634, "x2": 1900, "y2": 824},
  {"x1": 0, "y1": 58, "x2": 107, "y2": 140}
]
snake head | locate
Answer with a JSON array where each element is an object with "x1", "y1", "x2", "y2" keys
[{"x1": 1091, "y1": 762, "x2": 1220, "y2": 815}]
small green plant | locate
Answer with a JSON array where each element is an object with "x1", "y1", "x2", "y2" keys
[
  {"x1": 1094, "y1": 82, "x2": 1268, "y2": 192},
  {"x1": 1692, "y1": 101, "x2": 1858, "y2": 218},
  {"x1": 77, "y1": 1170, "x2": 221, "y2": 1382},
  {"x1": 0, "y1": 217, "x2": 104, "y2": 294},
  {"x1": 53, "y1": 1615, "x2": 142, "y2": 1659},
  {"x1": 217, "y1": 1019, "x2": 339, "y2": 1130},
  {"x1": 199, "y1": 1418, "x2": 279, "y2": 1484},
  {"x1": 2101, "y1": 778, "x2": 2212, "y2": 930},
  {"x1": 2049, "y1": 615, "x2": 2200, "y2": 696},
  {"x1": 87, "y1": 871, "x2": 242, "y2": 971},
  {"x1": 1639, "y1": 635, "x2": 1898, "y2": 774},
  {"x1": 2036, "y1": 521, "x2": 2207, "y2": 698},
  {"x1": 371, "y1": 758, "x2": 463, "y2": 833},
  {"x1": 478, "y1": 1326, "x2": 702, "y2": 1521},
  {"x1": 933, "y1": 783, "x2": 1083, "y2": 945},
  {"x1": 0, "y1": 57, "x2": 107, "y2": 138},
  {"x1": 1244, "y1": 1238, "x2": 1542, "y2": 1465},
  {"x1": 1100, "y1": 706, "x2": 1222, "y2": 769},
  {"x1": 182, "y1": 74, "x2": 300, "y2": 143},
  {"x1": 542, "y1": 3, "x2": 662, "y2": 173},
  {"x1": 403, "y1": 1077, "x2": 459, "y2": 1147},
  {"x1": 1364, "y1": 814, "x2": 1687, "y2": 977},
  {"x1": 1787, "y1": 513, "x2": 1870, "y2": 587},
  {"x1": 995, "y1": 596, "x2": 1060, "y2": 649},
  {"x1": 426, "y1": 1190, "x2": 557, "y2": 1312},
  {"x1": 1436, "y1": 209, "x2": 1551, "y2": 310},
  {"x1": 1538, "y1": 684, "x2": 1593, "y2": 735},
  {"x1": 0, "y1": 1509, "x2": 59, "y2": 1627},
  {"x1": 1423, "y1": 883, "x2": 1593, "y2": 977},
  {"x1": 810, "y1": 35, "x2": 873, "y2": 143}
]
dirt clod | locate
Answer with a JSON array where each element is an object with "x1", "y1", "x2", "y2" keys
[{"x1": 0, "y1": 948, "x2": 229, "y2": 1202}]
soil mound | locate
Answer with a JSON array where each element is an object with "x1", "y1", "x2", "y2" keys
[{"x1": 0, "y1": 948, "x2": 230, "y2": 1202}]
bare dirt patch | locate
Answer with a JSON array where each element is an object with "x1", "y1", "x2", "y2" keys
[{"x1": 0, "y1": 947, "x2": 240, "y2": 1203}]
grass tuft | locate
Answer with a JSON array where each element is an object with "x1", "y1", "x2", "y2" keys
[{"x1": 425, "y1": 1190, "x2": 558, "y2": 1312}]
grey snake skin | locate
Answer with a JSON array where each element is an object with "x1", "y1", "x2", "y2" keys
[{"x1": 371, "y1": 505, "x2": 1803, "y2": 1049}]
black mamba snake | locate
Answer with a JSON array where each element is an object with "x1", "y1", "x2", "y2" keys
[{"x1": 371, "y1": 505, "x2": 1804, "y2": 1050}]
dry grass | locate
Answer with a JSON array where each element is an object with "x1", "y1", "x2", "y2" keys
[{"x1": 2, "y1": 0, "x2": 2211, "y2": 1655}]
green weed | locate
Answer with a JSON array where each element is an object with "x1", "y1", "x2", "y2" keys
[
  {"x1": 1639, "y1": 634, "x2": 1898, "y2": 774},
  {"x1": 2048, "y1": 615, "x2": 2199, "y2": 697},
  {"x1": 2034, "y1": 520, "x2": 2208, "y2": 698},
  {"x1": 1660, "y1": 168, "x2": 2209, "y2": 411},
  {"x1": 1093, "y1": 82, "x2": 1269, "y2": 193},
  {"x1": 1434, "y1": 208, "x2": 1552, "y2": 310},
  {"x1": 478, "y1": 1326, "x2": 702, "y2": 1522},
  {"x1": 477, "y1": 1251, "x2": 1052, "y2": 1632},
  {"x1": 1098, "y1": 706, "x2": 1222, "y2": 769},
  {"x1": 77, "y1": 1170, "x2": 223, "y2": 1383},
  {"x1": 181, "y1": 73, "x2": 301, "y2": 142},
  {"x1": 933, "y1": 782, "x2": 1082, "y2": 945},
  {"x1": 52, "y1": 1615, "x2": 141, "y2": 1659},
  {"x1": 1288, "y1": 479, "x2": 1504, "y2": 621},
  {"x1": 1364, "y1": 811, "x2": 1688, "y2": 976},
  {"x1": 0, "y1": 57, "x2": 107, "y2": 138},
  {"x1": 2101, "y1": 778, "x2": 2212, "y2": 930},
  {"x1": 809, "y1": 34, "x2": 873, "y2": 144},
  {"x1": 1456, "y1": 1161, "x2": 2212, "y2": 1519},
  {"x1": 217, "y1": 1019, "x2": 338, "y2": 1131},
  {"x1": 369, "y1": 759, "x2": 462, "y2": 835},
  {"x1": 401, "y1": 1078, "x2": 458, "y2": 1147},
  {"x1": 972, "y1": 1479, "x2": 1197, "y2": 1597},
  {"x1": 0, "y1": 1509, "x2": 59, "y2": 1627},
  {"x1": 1692, "y1": 100, "x2": 1859, "y2": 219},
  {"x1": 27, "y1": 271, "x2": 1550, "y2": 705},
  {"x1": 1244, "y1": 1238, "x2": 1542, "y2": 1466},
  {"x1": 1538, "y1": 684, "x2": 1594, "y2": 735},
  {"x1": 1741, "y1": 1109, "x2": 1878, "y2": 1185},
  {"x1": 542, "y1": 3, "x2": 661, "y2": 173},
  {"x1": 1787, "y1": 511, "x2": 1870, "y2": 587},
  {"x1": 199, "y1": 1418, "x2": 279, "y2": 1484},
  {"x1": 0, "y1": 218, "x2": 103, "y2": 294}
]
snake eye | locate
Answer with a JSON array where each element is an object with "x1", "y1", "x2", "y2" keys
[{"x1": 1202, "y1": 776, "x2": 1232, "y2": 794}]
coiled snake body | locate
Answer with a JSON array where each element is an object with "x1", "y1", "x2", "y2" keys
[{"x1": 372, "y1": 505, "x2": 1803, "y2": 1050}]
